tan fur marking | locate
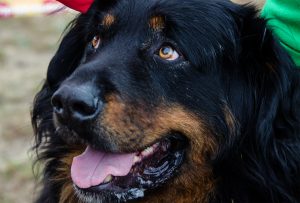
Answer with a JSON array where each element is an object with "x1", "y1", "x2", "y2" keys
[
  {"x1": 102, "y1": 95, "x2": 216, "y2": 151},
  {"x1": 231, "y1": 0, "x2": 265, "y2": 9},
  {"x1": 102, "y1": 14, "x2": 115, "y2": 27},
  {"x1": 265, "y1": 62, "x2": 277, "y2": 73},
  {"x1": 149, "y1": 15, "x2": 165, "y2": 31},
  {"x1": 144, "y1": 106, "x2": 216, "y2": 203},
  {"x1": 223, "y1": 105, "x2": 238, "y2": 135},
  {"x1": 51, "y1": 148, "x2": 84, "y2": 203},
  {"x1": 100, "y1": 95, "x2": 218, "y2": 202},
  {"x1": 59, "y1": 183, "x2": 79, "y2": 203}
]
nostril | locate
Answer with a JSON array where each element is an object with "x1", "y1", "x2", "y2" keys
[
  {"x1": 71, "y1": 101, "x2": 97, "y2": 117},
  {"x1": 51, "y1": 95, "x2": 64, "y2": 114}
]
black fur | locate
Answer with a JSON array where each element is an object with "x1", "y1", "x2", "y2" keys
[{"x1": 32, "y1": 0, "x2": 300, "y2": 202}]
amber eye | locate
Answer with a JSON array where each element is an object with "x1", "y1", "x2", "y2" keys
[
  {"x1": 158, "y1": 46, "x2": 179, "y2": 61},
  {"x1": 92, "y1": 35, "x2": 101, "y2": 49}
]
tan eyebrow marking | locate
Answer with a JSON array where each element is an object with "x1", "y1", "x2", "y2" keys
[
  {"x1": 149, "y1": 15, "x2": 165, "y2": 31},
  {"x1": 102, "y1": 14, "x2": 116, "y2": 27}
]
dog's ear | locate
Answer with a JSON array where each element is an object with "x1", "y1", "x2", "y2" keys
[
  {"x1": 224, "y1": 5, "x2": 300, "y2": 200},
  {"x1": 224, "y1": 5, "x2": 298, "y2": 121},
  {"x1": 235, "y1": 6, "x2": 300, "y2": 135},
  {"x1": 233, "y1": 6, "x2": 295, "y2": 77},
  {"x1": 46, "y1": 15, "x2": 90, "y2": 88}
]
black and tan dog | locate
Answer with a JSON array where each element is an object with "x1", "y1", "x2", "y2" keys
[{"x1": 32, "y1": 0, "x2": 300, "y2": 202}]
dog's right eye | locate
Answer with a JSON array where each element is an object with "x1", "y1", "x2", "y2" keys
[
  {"x1": 91, "y1": 35, "x2": 101, "y2": 49},
  {"x1": 158, "y1": 45, "x2": 180, "y2": 61}
]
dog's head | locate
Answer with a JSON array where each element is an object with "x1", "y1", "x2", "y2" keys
[{"x1": 32, "y1": 0, "x2": 300, "y2": 202}]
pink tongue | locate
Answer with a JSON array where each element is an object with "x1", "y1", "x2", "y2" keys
[{"x1": 71, "y1": 146, "x2": 135, "y2": 189}]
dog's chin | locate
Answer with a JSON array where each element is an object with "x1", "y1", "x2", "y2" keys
[{"x1": 72, "y1": 133, "x2": 188, "y2": 202}]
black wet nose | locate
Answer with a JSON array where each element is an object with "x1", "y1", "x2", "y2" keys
[{"x1": 51, "y1": 85, "x2": 101, "y2": 123}]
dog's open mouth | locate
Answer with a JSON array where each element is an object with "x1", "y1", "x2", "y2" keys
[{"x1": 71, "y1": 134, "x2": 187, "y2": 201}]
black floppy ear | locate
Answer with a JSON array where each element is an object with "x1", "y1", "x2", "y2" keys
[
  {"x1": 225, "y1": 5, "x2": 297, "y2": 112},
  {"x1": 236, "y1": 6, "x2": 295, "y2": 78},
  {"x1": 225, "y1": 5, "x2": 300, "y2": 201},
  {"x1": 231, "y1": 5, "x2": 300, "y2": 138},
  {"x1": 46, "y1": 27, "x2": 85, "y2": 87},
  {"x1": 46, "y1": 1, "x2": 117, "y2": 88},
  {"x1": 46, "y1": 14, "x2": 93, "y2": 88},
  {"x1": 221, "y1": 4, "x2": 297, "y2": 105},
  {"x1": 221, "y1": 4, "x2": 300, "y2": 143}
]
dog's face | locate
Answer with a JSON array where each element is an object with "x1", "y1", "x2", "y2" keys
[
  {"x1": 49, "y1": 0, "x2": 234, "y2": 201},
  {"x1": 51, "y1": 0, "x2": 227, "y2": 201},
  {"x1": 33, "y1": 0, "x2": 299, "y2": 202}
]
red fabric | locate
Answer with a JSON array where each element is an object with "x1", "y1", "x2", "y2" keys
[{"x1": 57, "y1": 0, "x2": 94, "y2": 13}]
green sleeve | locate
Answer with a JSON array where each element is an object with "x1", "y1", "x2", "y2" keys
[{"x1": 261, "y1": 0, "x2": 300, "y2": 67}]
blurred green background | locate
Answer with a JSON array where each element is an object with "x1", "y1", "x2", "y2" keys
[{"x1": 0, "y1": 13, "x2": 74, "y2": 203}]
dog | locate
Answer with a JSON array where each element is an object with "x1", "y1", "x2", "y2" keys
[{"x1": 32, "y1": 0, "x2": 300, "y2": 202}]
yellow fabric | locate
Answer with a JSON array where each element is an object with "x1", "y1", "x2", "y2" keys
[
  {"x1": 0, "y1": 0, "x2": 64, "y2": 17},
  {"x1": 3, "y1": 0, "x2": 43, "y2": 7}
]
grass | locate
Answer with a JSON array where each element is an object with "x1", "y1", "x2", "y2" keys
[{"x1": 0, "y1": 13, "x2": 74, "y2": 203}]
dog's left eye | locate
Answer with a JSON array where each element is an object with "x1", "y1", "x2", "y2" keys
[
  {"x1": 158, "y1": 46, "x2": 179, "y2": 61},
  {"x1": 91, "y1": 35, "x2": 101, "y2": 49}
]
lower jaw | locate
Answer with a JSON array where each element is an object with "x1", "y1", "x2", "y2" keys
[{"x1": 74, "y1": 184, "x2": 146, "y2": 202}]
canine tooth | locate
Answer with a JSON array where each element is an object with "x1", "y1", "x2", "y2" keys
[
  {"x1": 153, "y1": 143, "x2": 160, "y2": 148},
  {"x1": 133, "y1": 155, "x2": 141, "y2": 163},
  {"x1": 103, "y1": 175, "x2": 113, "y2": 183}
]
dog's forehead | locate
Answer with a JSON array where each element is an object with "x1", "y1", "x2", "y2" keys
[
  {"x1": 95, "y1": 0, "x2": 230, "y2": 32},
  {"x1": 91, "y1": 0, "x2": 237, "y2": 67},
  {"x1": 96, "y1": 0, "x2": 174, "y2": 30}
]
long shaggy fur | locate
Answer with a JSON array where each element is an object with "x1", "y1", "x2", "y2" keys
[{"x1": 32, "y1": 0, "x2": 300, "y2": 202}]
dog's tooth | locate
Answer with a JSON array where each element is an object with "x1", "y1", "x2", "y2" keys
[
  {"x1": 154, "y1": 142, "x2": 159, "y2": 147},
  {"x1": 133, "y1": 155, "x2": 141, "y2": 164},
  {"x1": 142, "y1": 146, "x2": 154, "y2": 156},
  {"x1": 103, "y1": 175, "x2": 113, "y2": 183}
]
